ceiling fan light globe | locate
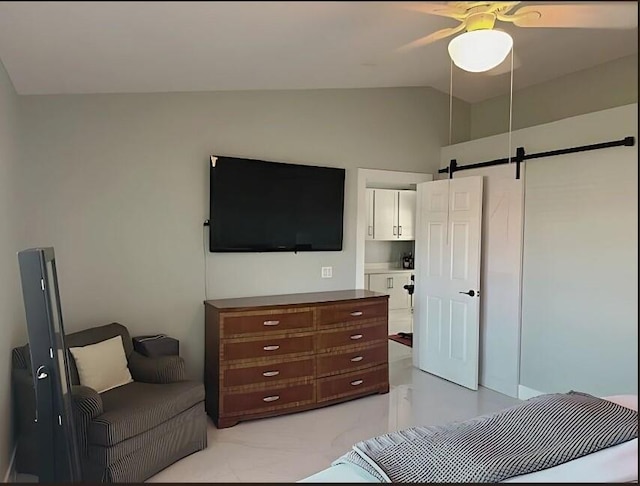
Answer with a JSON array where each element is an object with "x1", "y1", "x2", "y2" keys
[{"x1": 447, "y1": 30, "x2": 513, "y2": 73}]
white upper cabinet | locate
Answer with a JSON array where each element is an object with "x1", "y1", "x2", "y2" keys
[
  {"x1": 367, "y1": 189, "x2": 416, "y2": 241},
  {"x1": 373, "y1": 189, "x2": 397, "y2": 240},
  {"x1": 397, "y1": 190, "x2": 416, "y2": 240},
  {"x1": 365, "y1": 188, "x2": 375, "y2": 241}
]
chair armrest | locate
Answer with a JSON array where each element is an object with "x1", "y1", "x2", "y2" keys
[
  {"x1": 71, "y1": 385, "x2": 103, "y2": 420},
  {"x1": 71, "y1": 385, "x2": 103, "y2": 460},
  {"x1": 128, "y1": 351, "x2": 186, "y2": 384}
]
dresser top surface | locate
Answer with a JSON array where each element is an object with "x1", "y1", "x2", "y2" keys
[{"x1": 205, "y1": 289, "x2": 388, "y2": 311}]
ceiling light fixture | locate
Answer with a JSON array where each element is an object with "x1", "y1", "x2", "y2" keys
[{"x1": 447, "y1": 29, "x2": 513, "y2": 73}]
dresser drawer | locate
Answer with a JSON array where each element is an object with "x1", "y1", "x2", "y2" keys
[
  {"x1": 222, "y1": 310, "x2": 313, "y2": 337},
  {"x1": 223, "y1": 358, "x2": 314, "y2": 388},
  {"x1": 316, "y1": 343, "x2": 387, "y2": 377},
  {"x1": 318, "y1": 299, "x2": 387, "y2": 327},
  {"x1": 317, "y1": 365, "x2": 388, "y2": 403},
  {"x1": 317, "y1": 323, "x2": 387, "y2": 351},
  {"x1": 223, "y1": 383, "x2": 314, "y2": 415},
  {"x1": 223, "y1": 334, "x2": 314, "y2": 361}
]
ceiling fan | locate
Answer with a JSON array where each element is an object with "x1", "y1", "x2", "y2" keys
[{"x1": 399, "y1": 1, "x2": 638, "y2": 73}]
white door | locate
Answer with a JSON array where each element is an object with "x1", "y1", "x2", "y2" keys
[
  {"x1": 373, "y1": 189, "x2": 397, "y2": 240},
  {"x1": 365, "y1": 189, "x2": 375, "y2": 240},
  {"x1": 413, "y1": 176, "x2": 483, "y2": 390},
  {"x1": 398, "y1": 190, "x2": 416, "y2": 240}
]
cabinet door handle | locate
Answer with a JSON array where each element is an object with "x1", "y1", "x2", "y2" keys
[
  {"x1": 368, "y1": 225, "x2": 373, "y2": 236},
  {"x1": 392, "y1": 226, "x2": 397, "y2": 235},
  {"x1": 263, "y1": 345, "x2": 280, "y2": 351},
  {"x1": 350, "y1": 334, "x2": 363, "y2": 340},
  {"x1": 350, "y1": 356, "x2": 364, "y2": 362},
  {"x1": 262, "y1": 370, "x2": 280, "y2": 377},
  {"x1": 350, "y1": 311, "x2": 363, "y2": 317},
  {"x1": 350, "y1": 380, "x2": 364, "y2": 386},
  {"x1": 262, "y1": 395, "x2": 280, "y2": 402},
  {"x1": 263, "y1": 320, "x2": 280, "y2": 326},
  {"x1": 398, "y1": 225, "x2": 402, "y2": 236}
]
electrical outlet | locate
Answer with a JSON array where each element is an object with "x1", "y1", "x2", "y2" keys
[{"x1": 321, "y1": 267, "x2": 333, "y2": 279}]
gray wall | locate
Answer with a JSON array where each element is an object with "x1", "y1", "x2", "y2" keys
[
  {"x1": 18, "y1": 87, "x2": 470, "y2": 379},
  {"x1": 0, "y1": 59, "x2": 25, "y2": 478},
  {"x1": 519, "y1": 104, "x2": 638, "y2": 396},
  {"x1": 470, "y1": 54, "x2": 639, "y2": 140}
]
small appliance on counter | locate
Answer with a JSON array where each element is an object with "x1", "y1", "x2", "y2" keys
[{"x1": 401, "y1": 252, "x2": 414, "y2": 269}]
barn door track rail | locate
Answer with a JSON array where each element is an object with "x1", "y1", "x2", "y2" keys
[{"x1": 440, "y1": 136, "x2": 635, "y2": 179}]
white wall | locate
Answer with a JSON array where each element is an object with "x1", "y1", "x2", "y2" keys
[
  {"x1": 0, "y1": 59, "x2": 25, "y2": 479},
  {"x1": 18, "y1": 88, "x2": 470, "y2": 379},
  {"x1": 470, "y1": 54, "x2": 638, "y2": 140},
  {"x1": 441, "y1": 103, "x2": 638, "y2": 397}
]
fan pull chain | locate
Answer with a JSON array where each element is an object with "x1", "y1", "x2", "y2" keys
[
  {"x1": 508, "y1": 46, "x2": 514, "y2": 162},
  {"x1": 449, "y1": 58, "x2": 453, "y2": 146}
]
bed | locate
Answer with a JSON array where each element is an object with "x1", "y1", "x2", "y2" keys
[{"x1": 300, "y1": 394, "x2": 638, "y2": 483}]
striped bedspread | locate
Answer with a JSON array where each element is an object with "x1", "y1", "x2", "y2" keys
[{"x1": 334, "y1": 391, "x2": 638, "y2": 483}]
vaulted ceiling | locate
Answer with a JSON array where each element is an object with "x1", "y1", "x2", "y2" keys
[{"x1": 0, "y1": 1, "x2": 637, "y2": 102}]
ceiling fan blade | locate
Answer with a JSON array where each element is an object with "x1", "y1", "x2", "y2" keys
[
  {"x1": 397, "y1": 2, "x2": 469, "y2": 21},
  {"x1": 398, "y1": 22, "x2": 467, "y2": 52},
  {"x1": 511, "y1": 4, "x2": 638, "y2": 29},
  {"x1": 486, "y1": 2, "x2": 521, "y2": 15}
]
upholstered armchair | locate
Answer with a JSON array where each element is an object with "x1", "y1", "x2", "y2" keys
[{"x1": 12, "y1": 323, "x2": 207, "y2": 482}]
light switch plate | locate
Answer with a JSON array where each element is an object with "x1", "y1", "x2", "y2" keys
[{"x1": 321, "y1": 267, "x2": 332, "y2": 278}]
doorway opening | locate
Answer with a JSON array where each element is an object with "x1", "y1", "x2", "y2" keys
[{"x1": 355, "y1": 168, "x2": 433, "y2": 364}]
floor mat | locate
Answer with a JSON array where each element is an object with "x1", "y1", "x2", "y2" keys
[{"x1": 388, "y1": 334, "x2": 412, "y2": 348}]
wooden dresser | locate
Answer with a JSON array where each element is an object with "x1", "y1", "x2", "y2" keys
[{"x1": 204, "y1": 289, "x2": 389, "y2": 428}]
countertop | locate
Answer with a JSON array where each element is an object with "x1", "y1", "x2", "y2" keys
[{"x1": 364, "y1": 264, "x2": 414, "y2": 275}]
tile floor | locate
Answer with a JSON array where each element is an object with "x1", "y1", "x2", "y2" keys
[{"x1": 147, "y1": 341, "x2": 520, "y2": 483}]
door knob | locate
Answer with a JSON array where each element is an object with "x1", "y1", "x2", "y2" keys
[{"x1": 459, "y1": 290, "x2": 475, "y2": 297}]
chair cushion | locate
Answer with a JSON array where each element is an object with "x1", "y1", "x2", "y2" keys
[{"x1": 88, "y1": 380, "x2": 205, "y2": 447}]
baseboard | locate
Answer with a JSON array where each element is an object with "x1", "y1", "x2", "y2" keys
[
  {"x1": 518, "y1": 385, "x2": 545, "y2": 400},
  {"x1": 2, "y1": 445, "x2": 16, "y2": 483}
]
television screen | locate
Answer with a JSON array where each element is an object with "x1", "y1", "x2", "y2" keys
[{"x1": 209, "y1": 156, "x2": 345, "y2": 252}]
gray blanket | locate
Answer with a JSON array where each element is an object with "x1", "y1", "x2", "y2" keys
[{"x1": 334, "y1": 391, "x2": 637, "y2": 483}]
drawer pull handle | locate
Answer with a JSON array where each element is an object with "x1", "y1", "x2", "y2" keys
[
  {"x1": 350, "y1": 356, "x2": 364, "y2": 362},
  {"x1": 350, "y1": 334, "x2": 363, "y2": 340},
  {"x1": 350, "y1": 311, "x2": 364, "y2": 317},
  {"x1": 351, "y1": 380, "x2": 364, "y2": 386},
  {"x1": 263, "y1": 320, "x2": 280, "y2": 326},
  {"x1": 262, "y1": 395, "x2": 280, "y2": 402},
  {"x1": 262, "y1": 370, "x2": 280, "y2": 377},
  {"x1": 263, "y1": 345, "x2": 280, "y2": 351}
]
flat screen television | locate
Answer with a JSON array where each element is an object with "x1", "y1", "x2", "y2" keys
[{"x1": 209, "y1": 156, "x2": 345, "y2": 252}]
